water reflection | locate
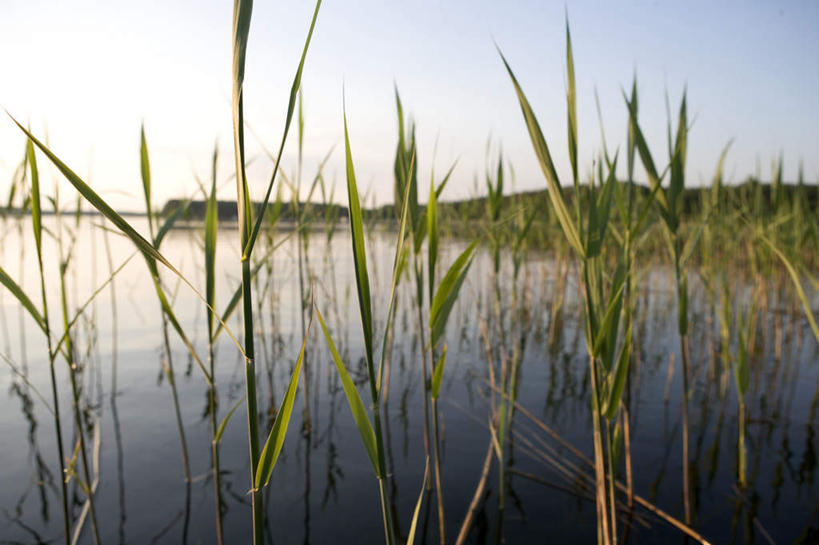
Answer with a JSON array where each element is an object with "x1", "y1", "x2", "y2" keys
[{"x1": 0, "y1": 217, "x2": 817, "y2": 544}]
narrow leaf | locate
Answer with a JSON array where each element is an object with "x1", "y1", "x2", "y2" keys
[
  {"x1": 430, "y1": 240, "x2": 479, "y2": 348},
  {"x1": 498, "y1": 50, "x2": 584, "y2": 257},
  {"x1": 255, "y1": 321, "x2": 311, "y2": 488},
  {"x1": 406, "y1": 458, "x2": 430, "y2": 545},
  {"x1": 316, "y1": 307, "x2": 380, "y2": 477},
  {"x1": 214, "y1": 397, "x2": 245, "y2": 444},
  {"x1": 0, "y1": 266, "x2": 46, "y2": 334},
  {"x1": 431, "y1": 345, "x2": 447, "y2": 399}
]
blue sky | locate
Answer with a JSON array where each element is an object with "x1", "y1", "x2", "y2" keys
[{"x1": 1, "y1": 1, "x2": 817, "y2": 210}]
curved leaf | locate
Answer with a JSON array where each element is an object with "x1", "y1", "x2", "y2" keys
[
  {"x1": 430, "y1": 240, "x2": 479, "y2": 348},
  {"x1": 255, "y1": 320, "x2": 311, "y2": 488},
  {"x1": 0, "y1": 266, "x2": 46, "y2": 335}
]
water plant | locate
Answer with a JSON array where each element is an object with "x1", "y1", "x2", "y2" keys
[{"x1": 499, "y1": 22, "x2": 655, "y2": 545}]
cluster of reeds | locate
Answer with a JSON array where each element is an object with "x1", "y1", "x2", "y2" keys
[{"x1": 1, "y1": 6, "x2": 817, "y2": 545}]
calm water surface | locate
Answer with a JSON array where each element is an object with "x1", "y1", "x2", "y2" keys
[{"x1": 0, "y1": 217, "x2": 817, "y2": 544}]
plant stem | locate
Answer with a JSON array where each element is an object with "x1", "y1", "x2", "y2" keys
[{"x1": 241, "y1": 257, "x2": 264, "y2": 545}]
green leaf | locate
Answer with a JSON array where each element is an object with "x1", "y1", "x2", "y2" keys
[
  {"x1": 26, "y1": 140, "x2": 43, "y2": 257},
  {"x1": 762, "y1": 236, "x2": 819, "y2": 343},
  {"x1": 434, "y1": 159, "x2": 458, "y2": 199},
  {"x1": 231, "y1": 0, "x2": 253, "y2": 244},
  {"x1": 0, "y1": 266, "x2": 46, "y2": 335},
  {"x1": 668, "y1": 91, "x2": 687, "y2": 228},
  {"x1": 205, "y1": 147, "x2": 218, "y2": 337},
  {"x1": 603, "y1": 323, "x2": 632, "y2": 420},
  {"x1": 623, "y1": 93, "x2": 670, "y2": 220},
  {"x1": 255, "y1": 321, "x2": 311, "y2": 488},
  {"x1": 154, "y1": 198, "x2": 191, "y2": 249},
  {"x1": 8, "y1": 116, "x2": 246, "y2": 369},
  {"x1": 140, "y1": 123, "x2": 153, "y2": 232},
  {"x1": 343, "y1": 109, "x2": 375, "y2": 378},
  {"x1": 566, "y1": 20, "x2": 578, "y2": 187},
  {"x1": 734, "y1": 308, "x2": 751, "y2": 398},
  {"x1": 585, "y1": 155, "x2": 618, "y2": 258},
  {"x1": 393, "y1": 88, "x2": 420, "y2": 236},
  {"x1": 242, "y1": 0, "x2": 323, "y2": 259},
  {"x1": 376, "y1": 158, "x2": 414, "y2": 393},
  {"x1": 316, "y1": 307, "x2": 380, "y2": 477},
  {"x1": 431, "y1": 345, "x2": 447, "y2": 399},
  {"x1": 406, "y1": 458, "x2": 430, "y2": 545},
  {"x1": 590, "y1": 271, "x2": 626, "y2": 359},
  {"x1": 212, "y1": 237, "x2": 291, "y2": 342},
  {"x1": 430, "y1": 240, "x2": 479, "y2": 348},
  {"x1": 498, "y1": 50, "x2": 584, "y2": 257},
  {"x1": 53, "y1": 252, "x2": 137, "y2": 357},
  {"x1": 427, "y1": 176, "x2": 438, "y2": 295},
  {"x1": 214, "y1": 396, "x2": 245, "y2": 444}
]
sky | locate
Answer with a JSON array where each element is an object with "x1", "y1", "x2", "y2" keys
[{"x1": 1, "y1": 1, "x2": 817, "y2": 211}]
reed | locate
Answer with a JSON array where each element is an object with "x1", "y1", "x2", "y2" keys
[{"x1": 499, "y1": 22, "x2": 651, "y2": 545}]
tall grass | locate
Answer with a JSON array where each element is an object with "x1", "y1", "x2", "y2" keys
[
  {"x1": 499, "y1": 23, "x2": 651, "y2": 545},
  {"x1": 230, "y1": 0, "x2": 322, "y2": 541},
  {"x1": 2, "y1": 6, "x2": 818, "y2": 544}
]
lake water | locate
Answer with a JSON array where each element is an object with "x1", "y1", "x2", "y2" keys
[{"x1": 1, "y1": 217, "x2": 817, "y2": 544}]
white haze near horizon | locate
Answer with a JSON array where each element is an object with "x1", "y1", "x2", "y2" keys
[{"x1": 1, "y1": 0, "x2": 817, "y2": 212}]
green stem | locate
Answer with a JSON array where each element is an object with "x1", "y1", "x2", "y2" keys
[
  {"x1": 37, "y1": 252, "x2": 70, "y2": 545},
  {"x1": 241, "y1": 258, "x2": 264, "y2": 545}
]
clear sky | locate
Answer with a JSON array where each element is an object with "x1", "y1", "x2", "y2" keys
[{"x1": 1, "y1": 1, "x2": 817, "y2": 211}]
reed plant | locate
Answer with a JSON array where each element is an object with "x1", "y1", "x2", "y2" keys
[
  {"x1": 624, "y1": 83, "x2": 698, "y2": 525},
  {"x1": 499, "y1": 23, "x2": 655, "y2": 545},
  {"x1": 316, "y1": 102, "x2": 446, "y2": 545},
  {"x1": 230, "y1": 0, "x2": 322, "y2": 541}
]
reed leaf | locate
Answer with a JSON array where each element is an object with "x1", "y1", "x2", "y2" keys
[
  {"x1": 431, "y1": 345, "x2": 447, "y2": 399},
  {"x1": 243, "y1": 0, "x2": 322, "y2": 259},
  {"x1": 498, "y1": 51, "x2": 584, "y2": 257},
  {"x1": 26, "y1": 140, "x2": 43, "y2": 255},
  {"x1": 0, "y1": 266, "x2": 46, "y2": 334},
  {"x1": 566, "y1": 21, "x2": 578, "y2": 187},
  {"x1": 316, "y1": 307, "x2": 380, "y2": 477},
  {"x1": 406, "y1": 459, "x2": 430, "y2": 545},
  {"x1": 255, "y1": 321, "x2": 311, "y2": 488},
  {"x1": 205, "y1": 150, "x2": 218, "y2": 336},
  {"x1": 762, "y1": 236, "x2": 819, "y2": 342},
  {"x1": 8, "y1": 114, "x2": 246, "y2": 362},
  {"x1": 154, "y1": 199, "x2": 191, "y2": 248},
  {"x1": 427, "y1": 176, "x2": 439, "y2": 292},
  {"x1": 140, "y1": 124, "x2": 153, "y2": 229},
  {"x1": 376, "y1": 154, "x2": 414, "y2": 392},
  {"x1": 212, "y1": 237, "x2": 291, "y2": 341},
  {"x1": 214, "y1": 397, "x2": 245, "y2": 445},
  {"x1": 603, "y1": 323, "x2": 632, "y2": 420},
  {"x1": 343, "y1": 109, "x2": 375, "y2": 375},
  {"x1": 430, "y1": 239, "x2": 479, "y2": 348}
]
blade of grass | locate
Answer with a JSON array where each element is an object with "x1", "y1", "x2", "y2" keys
[
  {"x1": 214, "y1": 396, "x2": 245, "y2": 444},
  {"x1": 498, "y1": 50, "x2": 584, "y2": 257},
  {"x1": 431, "y1": 345, "x2": 447, "y2": 399},
  {"x1": 255, "y1": 320, "x2": 311, "y2": 488},
  {"x1": 8, "y1": 115, "x2": 246, "y2": 362},
  {"x1": 316, "y1": 307, "x2": 380, "y2": 476},
  {"x1": 430, "y1": 240, "x2": 479, "y2": 348},
  {"x1": 242, "y1": 0, "x2": 323, "y2": 260},
  {"x1": 0, "y1": 266, "x2": 46, "y2": 334}
]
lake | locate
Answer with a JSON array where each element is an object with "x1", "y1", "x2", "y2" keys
[{"x1": 1, "y1": 216, "x2": 817, "y2": 544}]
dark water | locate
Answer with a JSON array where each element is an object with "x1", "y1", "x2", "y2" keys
[{"x1": 1, "y1": 218, "x2": 817, "y2": 544}]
